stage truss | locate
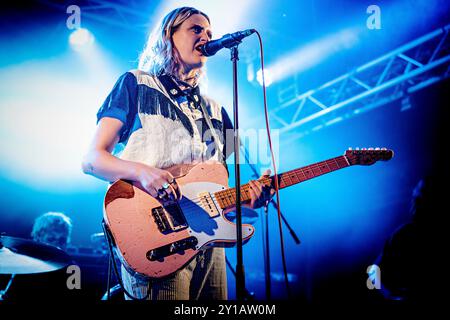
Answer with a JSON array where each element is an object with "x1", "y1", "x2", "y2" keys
[{"x1": 272, "y1": 24, "x2": 450, "y2": 142}]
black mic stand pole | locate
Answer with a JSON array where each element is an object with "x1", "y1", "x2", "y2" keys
[
  {"x1": 230, "y1": 45, "x2": 246, "y2": 301},
  {"x1": 225, "y1": 257, "x2": 255, "y2": 300}
]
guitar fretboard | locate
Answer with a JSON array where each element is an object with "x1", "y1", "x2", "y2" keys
[{"x1": 214, "y1": 155, "x2": 350, "y2": 209}]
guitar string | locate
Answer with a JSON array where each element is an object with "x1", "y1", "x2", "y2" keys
[
  {"x1": 176, "y1": 151, "x2": 384, "y2": 212},
  {"x1": 158, "y1": 157, "x2": 350, "y2": 211},
  {"x1": 150, "y1": 152, "x2": 381, "y2": 208},
  {"x1": 161, "y1": 172, "x2": 335, "y2": 213},
  {"x1": 149, "y1": 152, "x2": 381, "y2": 218}
]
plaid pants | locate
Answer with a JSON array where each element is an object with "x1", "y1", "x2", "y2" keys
[{"x1": 121, "y1": 247, "x2": 227, "y2": 300}]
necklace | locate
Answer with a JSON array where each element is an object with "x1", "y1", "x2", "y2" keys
[{"x1": 170, "y1": 72, "x2": 199, "y2": 89}]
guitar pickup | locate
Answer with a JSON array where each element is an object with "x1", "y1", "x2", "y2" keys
[
  {"x1": 198, "y1": 192, "x2": 220, "y2": 218},
  {"x1": 146, "y1": 236, "x2": 198, "y2": 261}
]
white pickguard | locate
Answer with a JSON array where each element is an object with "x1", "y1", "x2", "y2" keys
[{"x1": 178, "y1": 181, "x2": 254, "y2": 249}]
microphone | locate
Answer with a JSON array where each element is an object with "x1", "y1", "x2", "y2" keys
[{"x1": 199, "y1": 29, "x2": 256, "y2": 57}]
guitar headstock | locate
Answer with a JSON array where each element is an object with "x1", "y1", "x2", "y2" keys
[{"x1": 345, "y1": 148, "x2": 394, "y2": 166}]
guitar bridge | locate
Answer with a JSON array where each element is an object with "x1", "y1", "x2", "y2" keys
[{"x1": 152, "y1": 203, "x2": 188, "y2": 233}]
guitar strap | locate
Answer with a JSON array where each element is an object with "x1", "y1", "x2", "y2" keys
[
  {"x1": 199, "y1": 100, "x2": 225, "y2": 165},
  {"x1": 158, "y1": 74, "x2": 227, "y2": 168}
]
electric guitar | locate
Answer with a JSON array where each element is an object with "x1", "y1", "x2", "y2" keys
[{"x1": 103, "y1": 148, "x2": 393, "y2": 278}]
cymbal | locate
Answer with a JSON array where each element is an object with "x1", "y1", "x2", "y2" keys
[{"x1": 0, "y1": 236, "x2": 72, "y2": 275}]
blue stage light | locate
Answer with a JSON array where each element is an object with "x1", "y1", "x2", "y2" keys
[
  {"x1": 256, "y1": 68, "x2": 273, "y2": 87},
  {"x1": 69, "y1": 28, "x2": 94, "y2": 50}
]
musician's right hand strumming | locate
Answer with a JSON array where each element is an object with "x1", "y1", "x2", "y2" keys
[{"x1": 134, "y1": 163, "x2": 181, "y2": 200}]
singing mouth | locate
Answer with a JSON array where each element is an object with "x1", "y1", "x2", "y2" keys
[
  {"x1": 195, "y1": 45, "x2": 203, "y2": 54},
  {"x1": 194, "y1": 43, "x2": 206, "y2": 54}
]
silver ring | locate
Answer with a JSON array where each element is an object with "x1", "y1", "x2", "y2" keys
[
  {"x1": 162, "y1": 182, "x2": 170, "y2": 189},
  {"x1": 157, "y1": 189, "x2": 167, "y2": 199},
  {"x1": 169, "y1": 178, "x2": 175, "y2": 184}
]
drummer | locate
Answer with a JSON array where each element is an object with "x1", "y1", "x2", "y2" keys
[
  {"x1": 31, "y1": 212, "x2": 72, "y2": 251},
  {"x1": 0, "y1": 212, "x2": 76, "y2": 301}
]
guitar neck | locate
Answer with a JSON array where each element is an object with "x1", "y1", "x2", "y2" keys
[{"x1": 214, "y1": 155, "x2": 350, "y2": 209}]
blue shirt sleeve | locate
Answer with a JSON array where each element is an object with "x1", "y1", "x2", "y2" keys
[{"x1": 97, "y1": 72, "x2": 138, "y2": 143}]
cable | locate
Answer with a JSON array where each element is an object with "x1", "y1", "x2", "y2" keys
[
  {"x1": 102, "y1": 220, "x2": 151, "y2": 300},
  {"x1": 255, "y1": 30, "x2": 291, "y2": 298},
  {"x1": 106, "y1": 250, "x2": 112, "y2": 300}
]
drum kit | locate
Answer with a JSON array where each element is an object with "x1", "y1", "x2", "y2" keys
[{"x1": 0, "y1": 234, "x2": 72, "y2": 300}]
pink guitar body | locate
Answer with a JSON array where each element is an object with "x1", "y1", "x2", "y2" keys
[{"x1": 103, "y1": 162, "x2": 254, "y2": 279}]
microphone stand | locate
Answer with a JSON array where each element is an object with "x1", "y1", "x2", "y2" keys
[
  {"x1": 242, "y1": 149, "x2": 302, "y2": 246},
  {"x1": 268, "y1": 199, "x2": 301, "y2": 245},
  {"x1": 225, "y1": 257, "x2": 255, "y2": 300},
  {"x1": 243, "y1": 149, "x2": 301, "y2": 300},
  {"x1": 230, "y1": 45, "x2": 246, "y2": 301},
  {"x1": 202, "y1": 28, "x2": 255, "y2": 301},
  {"x1": 221, "y1": 29, "x2": 299, "y2": 300}
]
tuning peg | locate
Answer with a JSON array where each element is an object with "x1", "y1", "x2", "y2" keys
[
  {"x1": 362, "y1": 148, "x2": 367, "y2": 150},
  {"x1": 381, "y1": 147, "x2": 387, "y2": 150},
  {"x1": 375, "y1": 147, "x2": 380, "y2": 150},
  {"x1": 355, "y1": 147, "x2": 360, "y2": 150},
  {"x1": 368, "y1": 147, "x2": 374, "y2": 150},
  {"x1": 348, "y1": 147, "x2": 352, "y2": 150}
]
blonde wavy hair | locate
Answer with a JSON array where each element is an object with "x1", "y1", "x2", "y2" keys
[{"x1": 138, "y1": 7, "x2": 210, "y2": 81}]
